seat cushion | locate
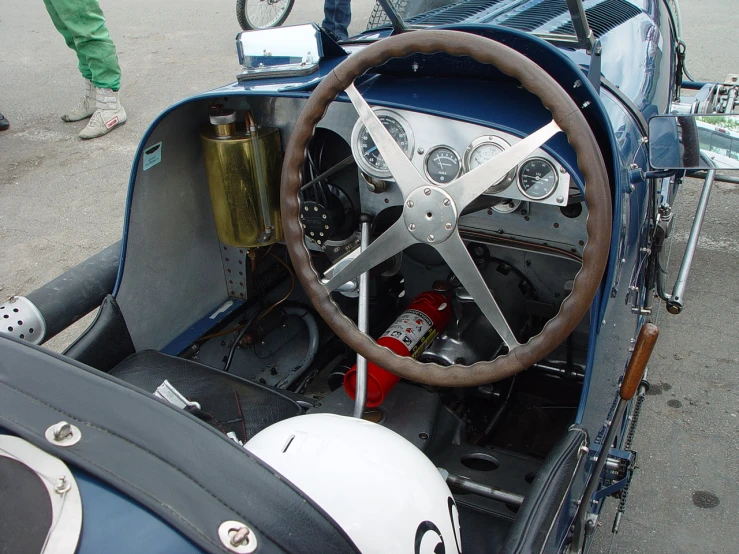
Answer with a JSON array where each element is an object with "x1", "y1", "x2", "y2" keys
[{"x1": 110, "y1": 350, "x2": 303, "y2": 442}]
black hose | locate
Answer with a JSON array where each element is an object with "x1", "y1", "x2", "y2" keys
[
  {"x1": 26, "y1": 241, "x2": 121, "y2": 343},
  {"x1": 223, "y1": 313, "x2": 258, "y2": 373}
]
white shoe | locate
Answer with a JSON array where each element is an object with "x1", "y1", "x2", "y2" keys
[
  {"x1": 79, "y1": 88, "x2": 127, "y2": 140},
  {"x1": 62, "y1": 79, "x2": 96, "y2": 122}
]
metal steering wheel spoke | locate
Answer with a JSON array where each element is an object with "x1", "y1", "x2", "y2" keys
[
  {"x1": 434, "y1": 232, "x2": 521, "y2": 350},
  {"x1": 323, "y1": 217, "x2": 416, "y2": 292},
  {"x1": 345, "y1": 83, "x2": 425, "y2": 197},
  {"x1": 445, "y1": 120, "x2": 562, "y2": 210}
]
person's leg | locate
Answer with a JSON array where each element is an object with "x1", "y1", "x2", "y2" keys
[
  {"x1": 322, "y1": 0, "x2": 351, "y2": 40},
  {"x1": 46, "y1": 0, "x2": 125, "y2": 138},
  {"x1": 46, "y1": 0, "x2": 121, "y2": 90},
  {"x1": 44, "y1": 0, "x2": 96, "y2": 122},
  {"x1": 43, "y1": 0, "x2": 93, "y2": 83},
  {"x1": 0, "y1": 112, "x2": 8, "y2": 131}
]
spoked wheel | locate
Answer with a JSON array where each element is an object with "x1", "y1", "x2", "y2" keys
[
  {"x1": 281, "y1": 30, "x2": 612, "y2": 388},
  {"x1": 236, "y1": 0, "x2": 294, "y2": 30}
]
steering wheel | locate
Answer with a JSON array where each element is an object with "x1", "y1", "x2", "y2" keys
[{"x1": 281, "y1": 30, "x2": 611, "y2": 387}]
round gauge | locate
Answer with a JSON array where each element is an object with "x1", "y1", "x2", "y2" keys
[
  {"x1": 464, "y1": 136, "x2": 517, "y2": 194},
  {"x1": 518, "y1": 158, "x2": 559, "y2": 200},
  {"x1": 424, "y1": 146, "x2": 462, "y2": 184},
  {"x1": 351, "y1": 110, "x2": 413, "y2": 179}
]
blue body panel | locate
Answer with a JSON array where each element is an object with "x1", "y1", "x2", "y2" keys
[{"x1": 74, "y1": 469, "x2": 203, "y2": 554}]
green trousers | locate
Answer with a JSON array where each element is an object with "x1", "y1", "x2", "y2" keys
[{"x1": 43, "y1": 0, "x2": 121, "y2": 90}]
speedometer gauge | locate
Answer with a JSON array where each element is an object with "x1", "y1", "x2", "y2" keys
[
  {"x1": 518, "y1": 158, "x2": 558, "y2": 200},
  {"x1": 351, "y1": 109, "x2": 413, "y2": 179},
  {"x1": 464, "y1": 136, "x2": 517, "y2": 194},
  {"x1": 424, "y1": 146, "x2": 461, "y2": 184}
]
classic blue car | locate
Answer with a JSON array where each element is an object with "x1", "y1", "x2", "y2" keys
[{"x1": 2, "y1": 1, "x2": 737, "y2": 552}]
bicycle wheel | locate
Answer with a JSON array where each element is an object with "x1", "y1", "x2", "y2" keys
[{"x1": 237, "y1": 0, "x2": 294, "y2": 31}]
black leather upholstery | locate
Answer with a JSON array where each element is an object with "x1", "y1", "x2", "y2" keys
[
  {"x1": 64, "y1": 295, "x2": 135, "y2": 371},
  {"x1": 110, "y1": 350, "x2": 303, "y2": 442},
  {"x1": 0, "y1": 335, "x2": 359, "y2": 554},
  {"x1": 501, "y1": 425, "x2": 589, "y2": 554}
]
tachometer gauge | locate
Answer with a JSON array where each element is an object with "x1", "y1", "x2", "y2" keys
[
  {"x1": 424, "y1": 146, "x2": 462, "y2": 184},
  {"x1": 518, "y1": 158, "x2": 558, "y2": 200},
  {"x1": 351, "y1": 109, "x2": 413, "y2": 179},
  {"x1": 464, "y1": 136, "x2": 517, "y2": 194}
]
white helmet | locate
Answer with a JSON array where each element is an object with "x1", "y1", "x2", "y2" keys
[{"x1": 245, "y1": 413, "x2": 462, "y2": 554}]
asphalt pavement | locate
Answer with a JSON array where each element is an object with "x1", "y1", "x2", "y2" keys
[{"x1": 0, "y1": 1, "x2": 737, "y2": 552}]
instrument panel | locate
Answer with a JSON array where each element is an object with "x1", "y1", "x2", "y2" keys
[{"x1": 350, "y1": 108, "x2": 571, "y2": 206}]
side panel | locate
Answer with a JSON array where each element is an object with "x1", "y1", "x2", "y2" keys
[
  {"x1": 115, "y1": 101, "x2": 228, "y2": 351},
  {"x1": 579, "y1": 90, "x2": 650, "y2": 436}
]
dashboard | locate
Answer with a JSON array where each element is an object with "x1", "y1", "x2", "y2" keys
[{"x1": 349, "y1": 107, "x2": 572, "y2": 207}]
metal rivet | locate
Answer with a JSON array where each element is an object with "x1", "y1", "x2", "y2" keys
[
  {"x1": 559, "y1": 166, "x2": 567, "y2": 174},
  {"x1": 54, "y1": 422, "x2": 72, "y2": 441},
  {"x1": 417, "y1": 147, "x2": 425, "y2": 155},
  {"x1": 407, "y1": 200, "x2": 414, "y2": 208},
  {"x1": 231, "y1": 527, "x2": 250, "y2": 546},
  {"x1": 424, "y1": 188, "x2": 431, "y2": 196},
  {"x1": 556, "y1": 196, "x2": 564, "y2": 204},
  {"x1": 408, "y1": 223, "x2": 416, "y2": 231},
  {"x1": 443, "y1": 198, "x2": 451, "y2": 206},
  {"x1": 427, "y1": 235, "x2": 435, "y2": 242},
  {"x1": 445, "y1": 223, "x2": 452, "y2": 230},
  {"x1": 45, "y1": 421, "x2": 81, "y2": 447},
  {"x1": 218, "y1": 521, "x2": 258, "y2": 553},
  {"x1": 54, "y1": 476, "x2": 71, "y2": 495}
]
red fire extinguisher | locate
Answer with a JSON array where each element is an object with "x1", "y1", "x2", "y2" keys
[{"x1": 344, "y1": 291, "x2": 452, "y2": 407}]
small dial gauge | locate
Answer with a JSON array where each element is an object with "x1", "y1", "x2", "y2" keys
[
  {"x1": 424, "y1": 146, "x2": 462, "y2": 184},
  {"x1": 464, "y1": 136, "x2": 517, "y2": 195},
  {"x1": 518, "y1": 158, "x2": 559, "y2": 200},
  {"x1": 351, "y1": 110, "x2": 413, "y2": 179}
]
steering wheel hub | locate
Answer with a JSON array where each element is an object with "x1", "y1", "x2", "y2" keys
[{"x1": 403, "y1": 186, "x2": 458, "y2": 244}]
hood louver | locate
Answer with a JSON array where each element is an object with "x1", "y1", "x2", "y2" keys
[
  {"x1": 407, "y1": 0, "x2": 507, "y2": 26},
  {"x1": 552, "y1": 0, "x2": 643, "y2": 37},
  {"x1": 497, "y1": 0, "x2": 570, "y2": 32},
  {"x1": 402, "y1": 0, "x2": 644, "y2": 41}
]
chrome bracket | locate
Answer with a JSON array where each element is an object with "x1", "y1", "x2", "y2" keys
[{"x1": 154, "y1": 380, "x2": 202, "y2": 411}]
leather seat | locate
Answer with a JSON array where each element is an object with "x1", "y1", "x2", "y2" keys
[{"x1": 110, "y1": 350, "x2": 303, "y2": 442}]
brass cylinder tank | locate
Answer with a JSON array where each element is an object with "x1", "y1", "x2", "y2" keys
[{"x1": 201, "y1": 109, "x2": 283, "y2": 247}]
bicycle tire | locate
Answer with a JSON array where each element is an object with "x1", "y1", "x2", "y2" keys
[{"x1": 237, "y1": 0, "x2": 294, "y2": 31}]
